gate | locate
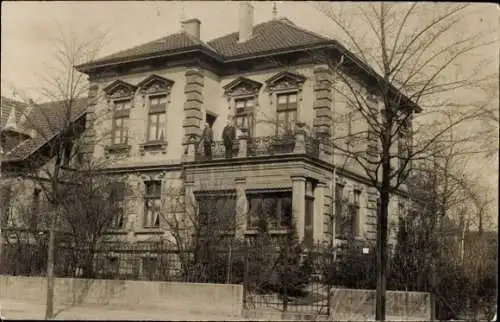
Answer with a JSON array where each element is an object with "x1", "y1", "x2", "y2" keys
[{"x1": 242, "y1": 241, "x2": 333, "y2": 316}]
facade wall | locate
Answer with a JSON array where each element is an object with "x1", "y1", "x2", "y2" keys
[
  {"x1": 81, "y1": 58, "x2": 396, "y2": 244},
  {"x1": 219, "y1": 65, "x2": 317, "y2": 137},
  {"x1": 89, "y1": 66, "x2": 188, "y2": 165}
]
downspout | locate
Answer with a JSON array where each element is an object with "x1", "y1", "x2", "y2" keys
[
  {"x1": 0, "y1": 144, "x2": 3, "y2": 265},
  {"x1": 330, "y1": 54, "x2": 345, "y2": 256}
]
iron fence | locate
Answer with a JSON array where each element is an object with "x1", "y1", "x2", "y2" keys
[{"x1": 1, "y1": 238, "x2": 381, "y2": 316}]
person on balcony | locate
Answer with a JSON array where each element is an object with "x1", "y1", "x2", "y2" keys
[
  {"x1": 201, "y1": 122, "x2": 213, "y2": 159},
  {"x1": 222, "y1": 119, "x2": 236, "y2": 159}
]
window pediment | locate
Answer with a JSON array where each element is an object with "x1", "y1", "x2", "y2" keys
[
  {"x1": 137, "y1": 75, "x2": 175, "y2": 95},
  {"x1": 103, "y1": 80, "x2": 137, "y2": 98},
  {"x1": 265, "y1": 71, "x2": 306, "y2": 92},
  {"x1": 223, "y1": 77, "x2": 262, "y2": 97}
]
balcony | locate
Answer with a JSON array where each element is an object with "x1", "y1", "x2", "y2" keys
[{"x1": 185, "y1": 123, "x2": 330, "y2": 163}]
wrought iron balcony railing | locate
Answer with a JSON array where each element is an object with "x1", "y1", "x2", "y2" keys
[{"x1": 192, "y1": 133, "x2": 324, "y2": 162}]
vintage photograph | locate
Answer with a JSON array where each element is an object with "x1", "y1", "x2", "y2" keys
[{"x1": 1, "y1": 1, "x2": 498, "y2": 321}]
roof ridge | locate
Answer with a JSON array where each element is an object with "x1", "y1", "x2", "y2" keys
[
  {"x1": 180, "y1": 30, "x2": 219, "y2": 52},
  {"x1": 206, "y1": 19, "x2": 277, "y2": 44},
  {"x1": 93, "y1": 32, "x2": 189, "y2": 64},
  {"x1": 274, "y1": 18, "x2": 332, "y2": 42}
]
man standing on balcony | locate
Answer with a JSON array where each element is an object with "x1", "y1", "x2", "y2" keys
[
  {"x1": 201, "y1": 122, "x2": 213, "y2": 159},
  {"x1": 222, "y1": 118, "x2": 236, "y2": 159}
]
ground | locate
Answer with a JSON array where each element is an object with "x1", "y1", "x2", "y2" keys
[
  {"x1": 0, "y1": 299, "x2": 429, "y2": 321},
  {"x1": 0, "y1": 299, "x2": 246, "y2": 321}
]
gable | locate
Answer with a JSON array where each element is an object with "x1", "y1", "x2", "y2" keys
[
  {"x1": 223, "y1": 76, "x2": 263, "y2": 96},
  {"x1": 137, "y1": 75, "x2": 175, "y2": 95},
  {"x1": 265, "y1": 71, "x2": 306, "y2": 91},
  {"x1": 102, "y1": 80, "x2": 137, "y2": 98}
]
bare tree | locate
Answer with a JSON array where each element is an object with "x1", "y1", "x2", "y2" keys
[
  {"x1": 55, "y1": 160, "x2": 127, "y2": 279},
  {"x1": 390, "y1": 152, "x2": 496, "y2": 320},
  {"x1": 306, "y1": 3, "x2": 497, "y2": 319},
  {"x1": 2, "y1": 21, "x2": 111, "y2": 319}
]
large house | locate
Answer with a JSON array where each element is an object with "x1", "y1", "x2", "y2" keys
[{"x1": 2, "y1": 3, "x2": 415, "y2": 253}]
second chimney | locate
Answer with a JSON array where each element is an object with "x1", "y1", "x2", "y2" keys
[
  {"x1": 181, "y1": 18, "x2": 201, "y2": 39},
  {"x1": 239, "y1": 2, "x2": 254, "y2": 43}
]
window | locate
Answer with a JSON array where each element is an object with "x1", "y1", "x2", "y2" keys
[
  {"x1": 144, "y1": 181, "x2": 161, "y2": 228},
  {"x1": 335, "y1": 185, "x2": 362, "y2": 239},
  {"x1": 335, "y1": 183, "x2": 345, "y2": 237},
  {"x1": 197, "y1": 195, "x2": 237, "y2": 234},
  {"x1": 247, "y1": 192, "x2": 292, "y2": 230},
  {"x1": 305, "y1": 196, "x2": 314, "y2": 248},
  {"x1": 276, "y1": 92, "x2": 297, "y2": 136},
  {"x1": 346, "y1": 190, "x2": 361, "y2": 238},
  {"x1": 112, "y1": 99, "x2": 131, "y2": 145},
  {"x1": 33, "y1": 188, "x2": 41, "y2": 215},
  {"x1": 399, "y1": 118, "x2": 413, "y2": 172},
  {"x1": 324, "y1": 202, "x2": 333, "y2": 237},
  {"x1": 109, "y1": 183, "x2": 126, "y2": 229},
  {"x1": 235, "y1": 97, "x2": 254, "y2": 134},
  {"x1": 147, "y1": 95, "x2": 167, "y2": 142},
  {"x1": 346, "y1": 112, "x2": 353, "y2": 148}
]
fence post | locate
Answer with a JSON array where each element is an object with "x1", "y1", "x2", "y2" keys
[
  {"x1": 243, "y1": 248, "x2": 249, "y2": 309},
  {"x1": 283, "y1": 239, "x2": 289, "y2": 312},
  {"x1": 226, "y1": 243, "x2": 232, "y2": 284},
  {"x1": 326, "y1": 249, "x2": 332, "y2": 317}
]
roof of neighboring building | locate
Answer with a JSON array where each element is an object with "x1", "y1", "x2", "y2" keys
[
  {"x1": 1, "y1": 97, "x2": 88, "y2": 162},
  {"x1": 1, "y1": 96, "x2": 29, "y2": 130}
]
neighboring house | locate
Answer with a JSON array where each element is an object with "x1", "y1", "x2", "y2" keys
[{"x1": 0, "y1": 96, "x2": 88, "y2": 238}]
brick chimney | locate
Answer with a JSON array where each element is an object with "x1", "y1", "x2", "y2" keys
[
  {"x1": 238, "y1": 1, "x2": 253, "y2": 43},
  {"x1": 181, "y1": 18, "x2": 201, "y2": 39}
]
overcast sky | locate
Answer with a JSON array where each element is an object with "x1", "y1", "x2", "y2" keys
[
  {"x1": 1, "y1": 1, "x2": 498, "y2": 227},
  {"x1": 1, "y1": 1, "x2": 497, "y2": 99}
]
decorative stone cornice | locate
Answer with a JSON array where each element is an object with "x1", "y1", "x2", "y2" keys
[
  {"x1": 102, "y1": 79, "x2": 137, "y2": 98},
  {"x1": 223, "y1": 76, "x2": 263, "y2": 97},
  {"x1": 137, "y1": 74, "x2": 175, "y2": 95},
  {"x1": 265, "y1": 71, "x2": 306, "y2": 92}
]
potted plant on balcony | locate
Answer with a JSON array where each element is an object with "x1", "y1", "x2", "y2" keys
[{"x1": 270, "y1": 125, "x2": 298, "y2": 154}]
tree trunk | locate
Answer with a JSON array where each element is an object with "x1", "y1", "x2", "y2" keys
[
  {"x1": 375, "y1": 167, "x2": 390, "y2": 321},
  {"x1": 376, "y1": 112, "x2": 392, "y2": 321},
  {"x1": 45, "y1": 214, "x2": 56, "y2": 320}
]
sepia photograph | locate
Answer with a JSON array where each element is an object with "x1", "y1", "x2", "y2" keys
[{"x1": 1, "y1": 1, "x2": 498, "y2": 321}]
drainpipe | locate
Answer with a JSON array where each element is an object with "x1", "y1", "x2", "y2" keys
[
  {"x1": 0, "y1": 145, "x2": 3, "y2": 266},
  {"x1": 330, "y1": 54, "x2": 345, "y2": 255}
]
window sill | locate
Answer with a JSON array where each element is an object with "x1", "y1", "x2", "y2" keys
[
  {"x1": 135, "y1": 228, "x2": 163, "y2": 235},
  {"x1": 105, "y1": 144, "x2": 131, "y2": 155},
  {"x1": 244, "y1": 229, "x2": 291, "y2": 235},
  {"x1": 139, "y1": 140, "x2": 168, "y2": 155},
  {"x1": 104, "y1": 229, "x2": 128, "y2": 235}
]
